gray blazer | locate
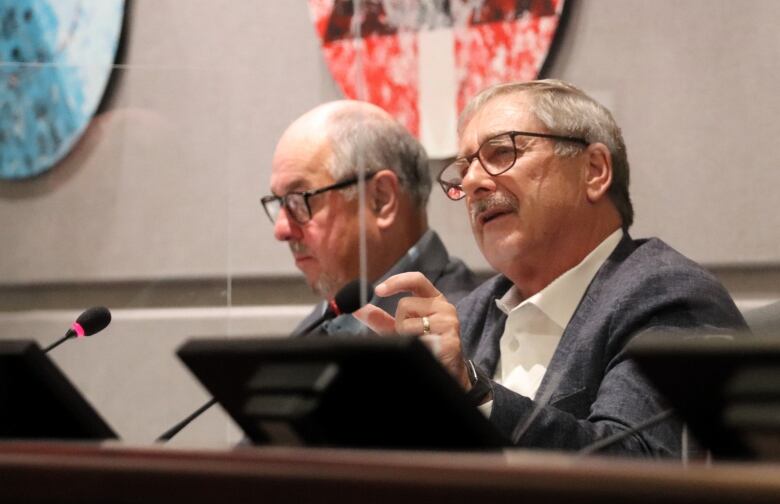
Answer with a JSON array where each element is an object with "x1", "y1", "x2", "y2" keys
[
  {"x1": 458, "y1": 234, "x2": 748, "y2": 456},
  {"x1": 292, "y1": 230, "x2": 478, "y2": 338}
]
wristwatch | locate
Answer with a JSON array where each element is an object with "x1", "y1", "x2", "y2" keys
[{"x1": 464, "y1": 359, "x2": 493, "y2": 406}]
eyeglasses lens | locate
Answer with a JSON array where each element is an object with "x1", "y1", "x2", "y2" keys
[
  {"x1": 262, "y1": 198, "x2": 279, "y2": 221},
  {"x1": 285, "y1": 194, "x2": 310, "y2": 224},
  {"x1": 438, "y1": 161, "x2": 468, "y2": 200},
  {"x1": 438, "y1": 133, "x2": 518, "y2": 201},
  {"x1": 480, "y1": 134, "x2": 517, "y2": 175}
]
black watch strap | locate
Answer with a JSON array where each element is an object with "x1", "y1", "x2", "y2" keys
[{"x1": 464, "y1": 359, "x2": 493, "y2": 406}]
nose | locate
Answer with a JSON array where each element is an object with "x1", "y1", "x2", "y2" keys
[
  {"x1": 461, "y1": 157, "x2": 496, "y2": 199},
  {"x1": 272, "y1": 208, "x2": 303, "y2": 242}
]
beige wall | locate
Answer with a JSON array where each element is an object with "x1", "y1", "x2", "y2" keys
[
  {"x1": 0, "y1": 1, "x2": 778, "y2": 445},
  {"x1": 2, "y1": 1, "x2": 779, "y2": 284}
]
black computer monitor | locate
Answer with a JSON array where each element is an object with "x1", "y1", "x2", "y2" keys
[
  {"x1": 177, "y1": 335, "x2": 504, "y2": 450},
  {"x1": 628, "y1": 335, "x2": 780, "y2": 460},
  {"x1": 0, "y1": 340, "x2": 117, "y2": 440}
]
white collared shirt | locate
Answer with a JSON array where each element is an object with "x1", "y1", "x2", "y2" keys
[{"x1": 478, "y1": 229, "x2": 623, "y2": 416}]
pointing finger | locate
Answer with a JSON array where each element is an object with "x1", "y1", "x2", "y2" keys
[{"x1": 375, "y1": 272, "x2": 442, "y2": 299}]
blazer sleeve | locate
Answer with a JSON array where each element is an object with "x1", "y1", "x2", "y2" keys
[{"x1": 485, "y1": 258, "x2": 749, "y2": 457}]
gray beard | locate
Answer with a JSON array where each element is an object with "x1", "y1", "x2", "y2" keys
[
  {"x1": 312, "y1": 271, "x2": 342, "y2": 300},
  {"x1": 290, "y1": 242, "x2": 342, "y2": 299}
]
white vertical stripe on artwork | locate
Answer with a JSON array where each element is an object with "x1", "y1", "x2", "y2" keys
[{"x1": 418, "y1": 27, "x2": 458, "y2": 159}]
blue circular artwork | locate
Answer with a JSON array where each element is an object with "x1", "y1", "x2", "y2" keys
[{"x1": 0, "y1": 0, "x2": 125, "y2": 180}]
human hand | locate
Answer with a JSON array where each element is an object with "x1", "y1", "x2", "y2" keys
[{"x1": 353, "y1": 272, "x2": 470, "y2": 390}]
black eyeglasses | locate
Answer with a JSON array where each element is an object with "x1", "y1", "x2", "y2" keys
[
  {"x1": 261, "y1": 172, "x2": 376, "y2": 225},
  {"x1": 437, "y1": 130, "x2": 588, "y2": 200}
]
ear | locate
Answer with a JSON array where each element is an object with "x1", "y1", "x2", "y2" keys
[
  {"x1": 368, "y1": 169, "x2": 399, "y2": 230},
  {"x1": 584, "y1": 143, "x2": 613, "y2": 203}
]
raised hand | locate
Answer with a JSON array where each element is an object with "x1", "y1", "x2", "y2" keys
[{"x1": 354, "y1": 272, "x2": 470, "y2": 390}]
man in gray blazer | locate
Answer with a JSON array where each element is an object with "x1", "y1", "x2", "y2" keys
[
  {"x1": 263, "y1": 100, "x2": 477, "y2": 337},
  {"x1": 358, "y1": 80, "x2": 747, "y2": 456}
]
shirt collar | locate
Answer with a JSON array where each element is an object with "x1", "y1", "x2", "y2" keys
[{"x1": 496, "y1": 229, "x2": 623, "y2": 328}]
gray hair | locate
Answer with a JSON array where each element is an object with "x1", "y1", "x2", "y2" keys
[
  {"x1": 325, "y1": 105, "x2": 432, "y2": 210},
  {"x1": 460, "y1": 79, "x2": 634, "y2": 228}
]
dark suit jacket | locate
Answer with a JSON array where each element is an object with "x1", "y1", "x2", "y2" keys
[
  {"x1": 292, "y1": 230, "x2": 478, "y2": 338},
  {"x1": 458, "y1": 234, "x2": 748, "y2": 456}
]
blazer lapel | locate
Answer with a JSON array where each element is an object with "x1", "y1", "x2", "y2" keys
[
  {"x1": 536, "y1": 233, "x2": 637, "y2": 407},
  {"x1": 473, "y1": 300, "x2": 506, "y2": 376}
]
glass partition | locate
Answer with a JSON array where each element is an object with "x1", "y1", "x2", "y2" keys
[
  {"x1": 0, "y1": 0, "x2": 610, "y2": 450},
  {"x1": 3, "y1": 0, "x2": 776, "y2": 454},
  {"x1": 0, "y1": 0, "x2": 546, "y2": 448}
]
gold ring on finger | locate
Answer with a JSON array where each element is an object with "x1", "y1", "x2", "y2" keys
[{"x1": 421, "y1": 316, "x2": 431, "y2": 336}]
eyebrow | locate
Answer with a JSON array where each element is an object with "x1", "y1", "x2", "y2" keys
[
  {"x1": 478, "y1": 129, "x2": 510, "y2": 143},
  {"x1": 456, "y1": 129, "x2": 532, "y2": 158},
  {"x1": 271, "y1": 179, "x2": 310, "y2": 197}
]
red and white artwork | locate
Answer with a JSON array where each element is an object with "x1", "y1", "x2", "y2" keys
[{"x1": 308, "y1": 0, "x2": 568, "y2": 158}]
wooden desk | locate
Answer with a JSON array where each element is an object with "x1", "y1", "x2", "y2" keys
[{"x1": 1, "y1": 442, "x2": 779, "y2": 503}]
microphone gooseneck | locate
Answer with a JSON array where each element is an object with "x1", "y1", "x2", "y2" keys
[
  {"x1": 157, "y1": 280, "x2": 374, "y2": 443},
  {"x1": 156, "y1": 398, "x2": 218, "y2": 443},
  {"x1": 44, "y1": 306, "x2": 113, "y2": 353}
]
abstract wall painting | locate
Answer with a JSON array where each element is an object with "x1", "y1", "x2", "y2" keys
[
  {"x1": 0, "y1": 0, "x2": 125, "y2": 180},
  {"x1": 309, "y1": 0, "x2": 569, "y2": 158}
]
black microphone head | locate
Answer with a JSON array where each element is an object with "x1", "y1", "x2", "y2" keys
[
  {"x1": 74, "y1": 306, "x2": 112, "y2": 336},
  {"x1": 333, "y1": 279, "x2": 374, "y2": 316}
]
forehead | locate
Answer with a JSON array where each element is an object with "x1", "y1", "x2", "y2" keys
[
  {"x1": 270, "y1": 130, "x2": 335, "y2": 193},
  {"x1": 459, "y1": 93, "x2": 542, "y2": 153}
]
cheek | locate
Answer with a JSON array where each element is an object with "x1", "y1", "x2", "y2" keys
[
  {"x1": 324, "y1": 216, "x2": 360, "y2": 262},
  {"x1": 300, "y1": 226, "x2": 324, "y2": 254},
  {"x1": 535, "y1": 174, "x2": 582, "y2": 216}
]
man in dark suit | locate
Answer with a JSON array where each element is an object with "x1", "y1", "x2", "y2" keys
[
  {"x1": 263, "y1": 100, "x2": 477, "y2": 337},
  {"x1": 357, "y1": 80, "x2": 747, "y2": 456}
]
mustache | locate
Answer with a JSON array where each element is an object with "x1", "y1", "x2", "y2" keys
[
  {"x1": 470, "y1": 193, "x2": 520, "y2": 224},
  {"x1": 289, "y1": 241, "x2": 309, "y2": 255}
]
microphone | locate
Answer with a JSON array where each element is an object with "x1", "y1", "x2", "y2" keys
[
  {"x1": 44, "y1": 306, "x2": 112, "y2": 353},
  {"x1": 297, "y1": 278, "x2": 374, "y2": 336},
  {"x1": 157, "y1": 279, "x2": 373, "y2": 443}
]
